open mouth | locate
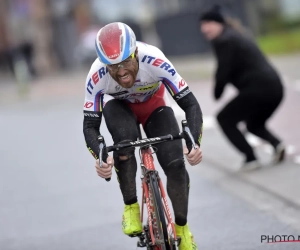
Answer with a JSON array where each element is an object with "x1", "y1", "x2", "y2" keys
[
  {"x1": 118, "y1": 74, "x2": 132, "y2": 86},
  {"x1": 119, "y1": 74, "x2": 129, "y2": 81}
]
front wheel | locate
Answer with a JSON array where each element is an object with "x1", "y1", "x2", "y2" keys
[{"x1": 149, "y1": 173, "x2": 171, "y2": 250}]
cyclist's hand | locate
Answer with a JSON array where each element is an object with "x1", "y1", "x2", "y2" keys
[
  {"x1": 183, "y1": 146, "x2": 202, "y2": 166},
  {"x1": 95, "y1": 156, "x2": 114, "y2": 179}
]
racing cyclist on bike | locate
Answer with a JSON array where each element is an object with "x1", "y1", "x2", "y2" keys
[{"x1": 83, "y1": 22, "x2": 203, "y2": 250}]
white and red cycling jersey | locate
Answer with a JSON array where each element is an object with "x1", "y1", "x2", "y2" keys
[{"x1": 83, "y1": 41, "x2": 191, "y2": 126}]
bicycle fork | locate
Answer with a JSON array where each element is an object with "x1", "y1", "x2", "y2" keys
[
  {"x1": 137, "y1": 166, "x2": 180, "y2": 249},
  {"x1": 137, "y1": 164, "x2": 156, "y2": 248}
]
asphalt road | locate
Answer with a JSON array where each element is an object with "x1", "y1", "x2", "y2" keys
[{"x1": 0, "y1": 93, "x2": 299, "y2": 250}]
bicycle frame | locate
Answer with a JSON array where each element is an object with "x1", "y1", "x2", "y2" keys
[
  {"x1": 98, "y1": 119, "x2": 196, "y2": 249},
  {"x1": 139, "y1": 146, "x2": 178, "y2": 248}
]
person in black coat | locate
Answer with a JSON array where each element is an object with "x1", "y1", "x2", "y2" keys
[{"x1": 199, "y1": 6, "x2": 285, "y2": 170}]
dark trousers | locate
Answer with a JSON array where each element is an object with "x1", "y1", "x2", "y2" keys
[{"x1": 217, "y1": 89, "x2": 283, "y2": 162}]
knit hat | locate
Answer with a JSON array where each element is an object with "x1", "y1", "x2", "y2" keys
[{"x1": 199, "y1": 5, "x2": 225, "y2": 24}]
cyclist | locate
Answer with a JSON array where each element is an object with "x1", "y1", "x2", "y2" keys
[{"x1": 83, "y1": 22, "x2": 203, "y2": 249}]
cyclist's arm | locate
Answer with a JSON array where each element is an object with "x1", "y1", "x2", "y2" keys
[
  {"x1": 83, "y1": 115, "x2": 102, "y2": 160},
  {"x1": 176, "y1": 91, "x2": 203, "y2": 147},
  {"x1": 83, "y1": 69, "x2": 113, "y2": 159}
]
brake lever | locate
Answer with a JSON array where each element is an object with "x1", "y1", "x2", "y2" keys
[
  {"x1": 98, "y1": 135, "x2": 111, "y2": 182},
  {"x1": 181, "y1": 120, "x2": 197, "y2": 151}
]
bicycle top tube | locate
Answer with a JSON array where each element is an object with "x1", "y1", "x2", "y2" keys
[{"x1": 106, "y1": 133, "x2": 184, "y2": 153}]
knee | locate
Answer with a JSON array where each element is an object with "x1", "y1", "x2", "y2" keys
[
  {"x1": 119, "y1": 155, "x2": 129, "y2": 161},
  {"x1": 164, "y1": 158, "x2": 185, "y2": 176},
  {"x1": 113, "y1": 140, "x2": 135, "y2": 161}
]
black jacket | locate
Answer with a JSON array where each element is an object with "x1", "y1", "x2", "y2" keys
[{"x1": 211, "y1": 26, "x2": 283, "y2": 99}]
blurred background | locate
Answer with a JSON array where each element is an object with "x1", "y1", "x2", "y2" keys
[
  {"x1": 1, "y1": 0, "x2": 300, "y2": 76},
  {"x1": 1, "y1": 1, "x2": 300, "y2": 250}
]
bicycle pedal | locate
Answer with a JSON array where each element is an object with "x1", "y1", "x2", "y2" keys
[
  {"x1": 137, "y1": 241, "x2": 147, "y2": 247},
  {"x1": 128, "y1": 232, "x2": 142, "y2": 238}
]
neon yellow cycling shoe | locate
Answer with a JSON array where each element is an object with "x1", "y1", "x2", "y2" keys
[
  {"x1": 175, "y1": 223, "x2": 198, "y2": 250},
  {"x1": 122, "y1": 202, "x2": 143, "y2": 236}
]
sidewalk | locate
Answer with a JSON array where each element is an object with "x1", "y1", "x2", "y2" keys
[
  {"x1": 0, "y1": 68, "x2": 87, "y2": 105},
  {"x1": 170, "y1": 52, "x2": 300, "y2": 80},
  {"x1": 203, "y1": 127, "x2": 300, "y2": 207},
  {"x1": 1, "y1": 52, "x2": 300, "y2": 104}
]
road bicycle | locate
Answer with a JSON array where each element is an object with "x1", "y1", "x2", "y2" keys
[{"x1": 98, "y1": 120, "x2": 196, "y2": 249}]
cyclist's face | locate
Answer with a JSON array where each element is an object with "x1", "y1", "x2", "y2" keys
[
  {"x1": 200, "y1": 21, "x2": 224, "y2": 41},
  {"x1": 107, "y1": 48, "x2": 139, "y2": 89}
]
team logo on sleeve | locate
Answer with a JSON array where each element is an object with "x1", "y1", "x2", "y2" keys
[
  {"x1": 179, "y1": 79, "x2": 186, "y2": 89},
  {"x1": 174, "y1": 87, "x2": 190, "y2": 100},
  {"x1": 141, "y1": 55, "x2": 176, "y2": 76},
  {"x1": 84, "y1": 102, "x2": 93, "y2": 108}
]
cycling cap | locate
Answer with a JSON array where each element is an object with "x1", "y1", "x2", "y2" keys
[{"x1": 95, "y1": 22, "x2": 136, "y2": 65}]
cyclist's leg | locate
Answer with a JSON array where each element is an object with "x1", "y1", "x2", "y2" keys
[
  {"x1": 144, "y1": 106, "x2": 189, "y2": 225},
  {"x1": 144, "y1": 106, "x2": 197, "y2": 248},
  {"x1": 103, "y1": 99, "x2": 138, "y2": 204},
  {"x1": 102, "y1": 99, "x2": 142, "y2": 235}
]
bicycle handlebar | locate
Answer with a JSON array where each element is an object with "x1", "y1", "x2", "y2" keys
[{"x1": 98, "y1": 120, "x2": 197, "y2": 182}]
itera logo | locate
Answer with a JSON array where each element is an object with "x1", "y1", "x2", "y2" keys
[{"x1": 261, "y1": 235, "x2": 300, "y2": 243}]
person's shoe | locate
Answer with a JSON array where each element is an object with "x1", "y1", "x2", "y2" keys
[
  {"x1": 122, "y1": 202, "x2": 143, "y2": 236},
  {"x1": 239, "y1": 160, "x2": 261, "y2": 171},
  {"x1": 273, "y1": 143, "x2": 285, "y2": 164},
  {"x1": 175, "y1": 223, "x2": 198, "y2": 250}
]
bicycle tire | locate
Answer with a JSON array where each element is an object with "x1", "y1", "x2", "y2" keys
[{"x1": 149, "y1": 173, "x2": 171, "y2": 250}]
